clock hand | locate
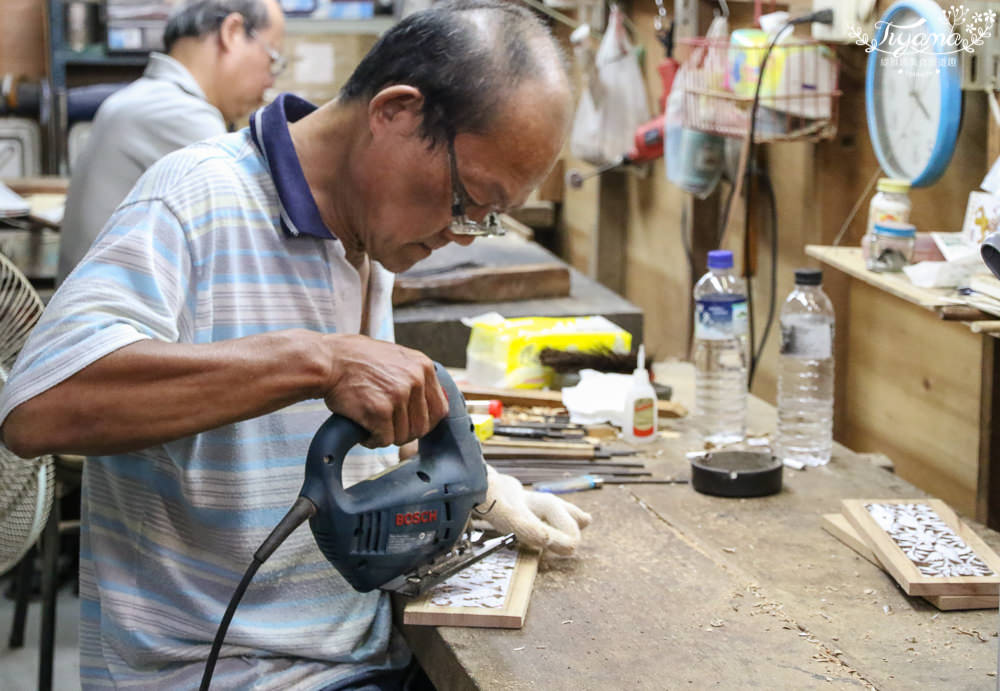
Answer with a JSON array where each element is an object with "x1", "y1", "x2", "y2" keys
[{"x1": 909, "y1": 90, "x2": 931, "y2": 120}]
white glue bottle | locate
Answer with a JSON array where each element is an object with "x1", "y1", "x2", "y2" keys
[{"x1": 624, "y1": 345, "x2": 657, "y2": 443}]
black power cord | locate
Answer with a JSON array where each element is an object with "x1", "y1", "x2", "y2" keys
[
  {"x1": 744, "y1": 8, "x2": 834, "y2": 388},
  {"x1": 199, "y1": 496, "x2": 317, "y2": 691},
  {"x1": 753, "y1": 161, "x2": 779, "y2": 367}
]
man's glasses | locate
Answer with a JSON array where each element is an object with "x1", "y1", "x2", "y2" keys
[
  {"x1": 248, "y1": 30, "x2": 287, "y2": 77},
  {"x1": 446, "y1": 137, "x2": 505, "y2": 237}
]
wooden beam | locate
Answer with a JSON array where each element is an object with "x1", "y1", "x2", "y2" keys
[
  {"x1": 979, "y1": 94, "x2": 1000, "y2": 529},
  {"x1": 989, "y1": 92, "x2": 1000, "y2": 173},
  {"x1": 978, "y1": 336, "x2": 1000, "y2": 529},
  {"x1": 592, "y1": 169, "x2": 628, "y2": 294}
]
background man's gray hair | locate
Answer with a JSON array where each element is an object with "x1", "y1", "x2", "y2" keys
[{"x1": 163, "y1": 0, "x2": 271, "y2": 53}]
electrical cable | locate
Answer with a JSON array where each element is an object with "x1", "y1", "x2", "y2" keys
[
  {"x1": 199, "y1": 558, "x2": 262, "y2": 691},
  {"x1": 753, "y1": 162, "x2": 779, "y2": 367},
  {"x1": 199, "y1": 496, "x2": 317, "y2": 691},
  {"x1": 743, "y1": 8, "x2": 834, "y2": 387},
  {"x1": 681, "y1": 202, "x2": 699, "y2": 358},
  {"x1": 680, "y1": 200, "x2": 696, "y2": 287},
  {"x1": 744, "y1": 32, "x2": 782, "y2": 388},
  {"x1": 832, "y1": 168, "x2": 880, "y2": 246}
]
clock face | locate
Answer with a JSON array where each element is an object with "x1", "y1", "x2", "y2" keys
[
  {"x1": 870, "y1": 9, "x2": 943, "y2": 178},
  {"x1": 866, "y1": 2, "x2": 963, "y2": 187}
]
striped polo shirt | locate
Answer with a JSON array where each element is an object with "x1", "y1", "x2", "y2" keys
[{"x1": 0, "y1": 95, "x2": 410, "y2": 689}]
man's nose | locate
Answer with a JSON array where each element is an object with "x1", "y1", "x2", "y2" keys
[{"x1": 442, "y1": 228, "x2": 476, "y2": 247}]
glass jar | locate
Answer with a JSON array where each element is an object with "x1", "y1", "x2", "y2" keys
[
  {"x1": 867, "y1": 221, "x2": 916, "y2": 272},
  {"x1": 863, "y1": 179, "x2": 912, "y2": 261}
]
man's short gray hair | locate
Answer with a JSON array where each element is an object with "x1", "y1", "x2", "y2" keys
[{"x1": 163, "y1": 0, "x2": 271, "y2": 53}]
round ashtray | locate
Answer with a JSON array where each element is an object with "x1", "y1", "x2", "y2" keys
[{"x1": 690, "y1": 451, "x2": 782, "y2": 498}]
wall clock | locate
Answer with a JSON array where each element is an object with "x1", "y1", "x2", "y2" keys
[{"x1": 865, "y1": 0, "x2": 963, "y2": 187}]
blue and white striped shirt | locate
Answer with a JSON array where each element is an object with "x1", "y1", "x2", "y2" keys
[{"x1": 0, "y1": 95, "x2": 409, "y2": 689}]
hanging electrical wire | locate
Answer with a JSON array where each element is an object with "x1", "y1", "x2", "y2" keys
[{"x1": 743, "y1": 9, "x2": 834, "y2": 387}]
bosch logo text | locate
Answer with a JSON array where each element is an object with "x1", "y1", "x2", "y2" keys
[{"x1": 395, "y1": 510, "x2": 438, "y2": 526}]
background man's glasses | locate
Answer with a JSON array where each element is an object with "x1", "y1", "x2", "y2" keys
[
  {"x1": 446, "y1": 138, "x2": 504, "y2": 237},
  {"x1": 248, "y1": 30, "x2": 287, "y2": 76}
]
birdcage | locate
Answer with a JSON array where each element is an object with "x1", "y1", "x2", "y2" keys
[{"x1": 677, "y1": 34, "x2": 841, "y2": 142}]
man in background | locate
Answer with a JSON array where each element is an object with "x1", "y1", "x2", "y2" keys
[{"x1": 57, "y1": 0, "x2": 285, "y2": 283}]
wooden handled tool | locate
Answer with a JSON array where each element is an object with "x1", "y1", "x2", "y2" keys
[
  {"x1": 461, "y1": 384, "x2": 688, "y2": 419},
  {"x1": 392, "y1": 263, "x2": 571, "y2": 306},
  {"x1": 483, "y1": 439, "x2": 635, "y2": 460}
]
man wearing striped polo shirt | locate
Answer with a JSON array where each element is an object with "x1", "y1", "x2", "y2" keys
[{"x1": 1, "y1": 1, "x2": 589, "y2": 688}]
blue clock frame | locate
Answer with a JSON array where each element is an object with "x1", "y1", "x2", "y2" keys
[{"x1": 865, "y1": 0, "x2": 963, "y2": 187}]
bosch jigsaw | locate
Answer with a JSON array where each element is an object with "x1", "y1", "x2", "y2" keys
[
  {"x1": 200, "y1": 363, "x2": 513, "y2": 690},
  {"x1": 299, "y1": 362, "x2": 513, "y2": 595}
]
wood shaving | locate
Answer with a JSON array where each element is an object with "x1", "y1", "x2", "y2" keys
[{"x1": 951, "y1": 626, "x2": 989, "y2": 642}]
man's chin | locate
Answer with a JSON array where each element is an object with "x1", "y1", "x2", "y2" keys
[{"x1": 381, "y1": 244, "x2": 433, "y2": 274}]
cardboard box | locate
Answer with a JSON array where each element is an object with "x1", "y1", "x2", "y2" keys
[
  {"x1": 270, "y1": 32, "x2": 378, "y2": 106},
  {"x1": 0, "y1": 0, "x2": 47, "y2": 79},
  {"x1": 962, "y1": 190, "x2": 1000, "y2": 246}
]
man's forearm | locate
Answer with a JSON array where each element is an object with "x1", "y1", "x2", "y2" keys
[{"x1": 2, "y1": 329, "x2": 330, "y2": 458}]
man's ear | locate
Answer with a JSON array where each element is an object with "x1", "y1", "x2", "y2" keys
[
  {"x1": 368, "y1": 86, "x2": 424, "y2": 138},
  {"x1": 218, "y1": 12, "x2": 246, "y2": 53}
]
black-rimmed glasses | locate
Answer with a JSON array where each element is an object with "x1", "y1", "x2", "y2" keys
[{"x1": 446, "y1": 137, "x2": 504, "y2": 237}]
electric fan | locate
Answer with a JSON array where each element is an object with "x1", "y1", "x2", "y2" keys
[{"x1": 0, "y1": 251, "x2": 53, "y2": 575}]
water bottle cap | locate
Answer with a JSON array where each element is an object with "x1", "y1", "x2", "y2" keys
[
  {"x1": 707, "y1": 250, "x2": 733, "y2": 269},
  {"x1": 794, "y1": 268, "x2": 822, "y2": 286}
]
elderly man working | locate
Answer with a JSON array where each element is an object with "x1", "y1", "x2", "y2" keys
[
  {"x1": 57, "y1": 0, "x2": 286, "y2": 284},
  {"x1": 2, "y1": 1, "x2": 587, "y2": 688}
]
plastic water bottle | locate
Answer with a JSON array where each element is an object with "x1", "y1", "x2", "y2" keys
[
  {"x1": 693, "y1": 250, "x2": 748, "y2": 444},
  {"x1": 775, "y1": 269, "x2": 835, "y2": 466}
]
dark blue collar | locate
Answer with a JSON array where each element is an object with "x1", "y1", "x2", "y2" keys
[{"x1": 249, "y1": 93, "x2": 335, "y2": 240}]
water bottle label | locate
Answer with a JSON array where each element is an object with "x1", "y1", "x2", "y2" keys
[
  {"x1": 695, "y1": 298, "x2": 748, "y2": 340},
  {"x1": 780, "y1": 322, "x2": 832, "y2": 359}
]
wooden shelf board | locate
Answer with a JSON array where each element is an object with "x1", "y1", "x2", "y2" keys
[{"x1": 805, "y1": 245, "x2": 962, "y2": 311}]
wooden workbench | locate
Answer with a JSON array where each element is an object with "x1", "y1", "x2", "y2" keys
[
  {"x1": 806, "y1": 245, "x2": 1000, "y2": 531},
  {"x1": 398, "y1": 365, "x2": 1000, "y2": 690}
]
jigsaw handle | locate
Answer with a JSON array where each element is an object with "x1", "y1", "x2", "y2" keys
[
  {"x1": 300, "y1": 363, "x2": 464, "y2": 513},
  {"x1": 300, "y1": 414, "x2": 368, "y2": 513}
]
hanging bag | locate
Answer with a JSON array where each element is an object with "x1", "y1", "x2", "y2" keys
[{"x1": 570, "y1": 6, "x2": 651, "y2": 167}]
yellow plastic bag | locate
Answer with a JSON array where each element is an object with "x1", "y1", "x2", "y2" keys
[{"x1": 465, "y1": 314, "x2": 632, "y2": 389}]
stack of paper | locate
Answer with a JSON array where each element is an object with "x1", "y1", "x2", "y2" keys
[{"x1": 0, "y1": 181, "x2": 29, "y2": 218}]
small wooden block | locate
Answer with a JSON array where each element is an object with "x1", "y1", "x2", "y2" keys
[
  {"x1": 841, "y1": 499, "x2": 1000, "y2": 597},
  {"x1": 403, "y1": 548, "x2": 539, "y2": 628},
  {"x1": 822, "y1": 513, "x2": 999, "y2": 611}
]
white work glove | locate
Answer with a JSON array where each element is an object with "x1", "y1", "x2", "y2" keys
[{"x1": 474, "y1": 465, "x2": 592, "y2": 556}]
